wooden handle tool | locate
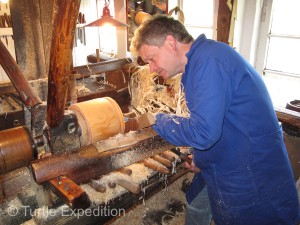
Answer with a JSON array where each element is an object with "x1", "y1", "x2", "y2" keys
[
  {"x1": 144, "y1": 158, "x2": 170, "y2": 175},
  {"x1": 160, "y1": 151, "x2": 176, "y2": 162},
  {"x1": 152, "y1": 154, "x2": 172, "y2": 167},
  {"x1": 115, "y1": 176, "x2": 141, "y2": 194}
]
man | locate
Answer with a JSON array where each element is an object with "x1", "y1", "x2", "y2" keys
[{"x1": 130, "y1": 15, "x2": 300, "y2": 225}]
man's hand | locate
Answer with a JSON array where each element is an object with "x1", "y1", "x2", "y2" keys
[
  {"x1": 184, "y1": 155, "x2": 201, "y2": 173},
  {"x1": 137, "y1": 113, "x2": 156, "y2": 129}
]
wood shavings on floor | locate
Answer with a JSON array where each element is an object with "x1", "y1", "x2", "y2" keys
[{"x1": 109, "y1": 172, "x2": 194, "y2": 225}]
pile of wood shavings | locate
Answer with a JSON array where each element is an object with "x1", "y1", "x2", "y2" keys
[
  {"x1": 129, "y1": 65, "x2": 190, "y2": 117},
  {"x1": 96, "y1": 80, "x2": 117, "y2": 89},
  {"x1": 81, "y1": 163, "x2": 153, "y2": 205},
  {"x1": 76, "y1": 80, "x2": 91, "y2": 95}
]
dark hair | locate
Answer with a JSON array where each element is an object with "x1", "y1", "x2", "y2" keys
[{"x1": 130, "y1": 14, "x2": 194, "y2": 56}]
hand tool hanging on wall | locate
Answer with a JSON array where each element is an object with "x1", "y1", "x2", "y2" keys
[
  {"x1": 3, "y1": 13, "x2": 11, "y2": 27},
  {"x1": 80, "y1": 12, "x2": 86, "y2": 45},
  {"x1": 0, "y1": 15, "x2": 6, "y2": 28},
  {"x1": 74, "y1": 12, "x2": 86, "y2": 46}
]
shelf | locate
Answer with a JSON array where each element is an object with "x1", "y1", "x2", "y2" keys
[
  {"x1": 76, "y1": 23, "x2": 87, "y2": 28},
  {"x1": 0, "y1": 27, "x2": 13, "y2": 36}
]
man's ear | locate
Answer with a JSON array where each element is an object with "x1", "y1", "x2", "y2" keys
[{"x1": 165, "y1": 35, "x2": 177, "y2": 50}]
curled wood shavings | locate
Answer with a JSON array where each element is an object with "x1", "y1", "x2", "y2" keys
[
  {"x1": 76, "y1": 80, "x2": 91, "y2": 95},
  {"x1": 96, "y1": 80, "x2": 117, "y2": 89},
  {"x1": 129, "y1": 65, "x2": 189, "y2": 118}
]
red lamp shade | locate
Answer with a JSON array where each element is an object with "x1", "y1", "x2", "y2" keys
[{"x1": 85, "y1": 5, "x2": 128, "y2": 27}]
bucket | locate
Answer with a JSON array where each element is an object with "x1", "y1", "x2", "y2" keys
[
  {"x1": 69, "y1": 97, "x2": 125, "y2": 146},
  {"x1": 283, "y1": 99, "x2": 300, "y2": 137},
  {"x1": 286, "y1": 100, "x2": 300, "y2": 113}
]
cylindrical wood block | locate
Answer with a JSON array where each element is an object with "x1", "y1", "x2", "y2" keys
[
  {"x1": 0, "y1": 126, "x2": 35, "y2": 174},
  {"x1": 69, "y1": 97, "x2": 125, "y2": 145}
]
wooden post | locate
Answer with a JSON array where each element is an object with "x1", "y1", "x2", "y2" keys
[
  {"x1": 46, "y1": 0, "x2": 81, "y2": 127},
  {"x1": 217, "y1": 0, "x2": 234, "y2": 44}
]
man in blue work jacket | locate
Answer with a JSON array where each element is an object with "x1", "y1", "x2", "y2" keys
[{"x1": 130, "y1": 15, "x2": 300, "y2": 225}]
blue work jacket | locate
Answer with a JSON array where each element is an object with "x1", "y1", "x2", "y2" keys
[{"x1": 153, "y1": 34, "x2": 300, "y2": 225}]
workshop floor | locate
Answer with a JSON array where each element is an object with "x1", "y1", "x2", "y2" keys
[
  {"x1": 109, "y1": 172, "x2": 193, "y2": 225},
  {"x1": 109, "y1": 165, "x2": 300, "y2": 225}
]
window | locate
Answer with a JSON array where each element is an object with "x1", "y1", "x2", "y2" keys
[
  {"x1": 265, "y1": 0, "x2": 300, "y2": 76},
  {"x1": 73, "y1": 0, "x2": 117, "y2": 67},
  {"x1": 256, "y1": 0, "x2": 300, "y2": 107},
  {"x1": 168, "y1": 0, "x2": 217, "y2": 40}
]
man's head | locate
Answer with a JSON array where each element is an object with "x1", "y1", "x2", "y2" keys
[{"x1": 130, "y1": 15, "x2": 193, "y2": 79}]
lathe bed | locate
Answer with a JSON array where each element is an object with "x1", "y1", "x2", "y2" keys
[{"x1": 0, "y1": 128, "x2": 193, "y2": 225}]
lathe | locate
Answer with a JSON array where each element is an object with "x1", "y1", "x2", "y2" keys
[
  {"x1": 0, "y1": 40, "x2": 194, "y2": 224},
  {"x1": 0, "y1": 2, "x2": 193, "y2": 223},
  {"x1": 1, "y1": 1, "x2": 299, "y2": 224},
  {"x1": 0, "y1": 97, "x2": 192, "y2": 224}
]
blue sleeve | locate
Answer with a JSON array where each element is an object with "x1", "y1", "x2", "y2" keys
[{"x1": 152, "y1": 58, "x2": 230, "y2": 150}]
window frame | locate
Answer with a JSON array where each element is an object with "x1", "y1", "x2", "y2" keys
[
  {"x1": 168, "y1": 0, "x2": 218, "y2": 40},
  {"x1": 255, "y1": 0, "x2": 300, "y2": 107},
  {"x1": 255, "y1": 0, "x2": 300, "y2": 78}
]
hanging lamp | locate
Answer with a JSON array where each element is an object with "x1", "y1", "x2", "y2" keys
[{"x1": 85, "y1": 0, "x2": 128, "y2": 27}]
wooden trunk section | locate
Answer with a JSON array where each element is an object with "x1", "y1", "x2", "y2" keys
[{"x1": 46, "y1": 0, "x2": 81, "y2": 127}]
